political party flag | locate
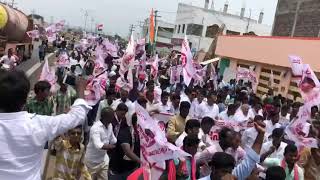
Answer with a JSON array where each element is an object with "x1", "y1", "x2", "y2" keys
[
  {"x1": 97, "y1": 24, "x2": 103, "y2": 31},
  {"x1": 26, "y1": 30, "x2": 40, "y2": 38},
  {"x1": 39, "y1": 58, "x2": 56, "y2": 91},
  {"x1": 181, "y1": 35, "x2": 196, "y2": 86},
  {"x1": 135, "y1": 103, "x2": 190, "y2": 179},
  {"x1": 55, "y1": 20, "x2": 65, "y2": 32},
  {"x1": 149, "y1": 9, "x2": 155, "y2": 44},
  {"x1": 120, "y1": 34, "x2": 135, "y2": 77}
]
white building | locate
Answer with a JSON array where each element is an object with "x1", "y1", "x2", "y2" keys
[{"x1": 171, "y1": 2, "x2": 272, "y2": 53}]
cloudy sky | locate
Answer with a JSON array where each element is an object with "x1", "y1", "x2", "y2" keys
[{"x1": 17, "y1": 0, "x2": 278, "y2": 36}]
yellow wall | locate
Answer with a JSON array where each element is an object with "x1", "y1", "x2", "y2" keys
[{"x1": 228, "y1": 58, "x2": 303, "y2": 101}]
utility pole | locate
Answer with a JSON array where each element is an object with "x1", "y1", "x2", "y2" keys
[
  {"x1": 153, "y1": 10, "x2": 161, "y2": 55},
  {"x1": 245, "y1": 8, "x2": 252, "y2": 33},
  {"x1": 90, "y1": 17, "x2": 94, "y2": 33},
  {"x1": 129, "y1": 24, "x2": 135, "y2": 37}
]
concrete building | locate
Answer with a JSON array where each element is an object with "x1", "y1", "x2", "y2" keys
[
  {"x1": 215, "y1": 35, "x2": 320, "y2": 101},
  {"x1": 272, "y1": 0, "x2": 320, "y2": 37},
  {"x1": 171, "y1": 2, "x2": 272, "y2": 53},
  {"x1": 141, "y1": 18, "x2": 174, "y2": 55}
]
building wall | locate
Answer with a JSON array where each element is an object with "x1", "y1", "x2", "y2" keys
[
  {"x1": 273, "y1": 0, "x2": 320, "y2": 37},
  {"x1": 172, "y1": 3, "x2": 272, "y2": 52},
  {"x1": 226, "y1": 58, "x2": 303, "y2": 101}
]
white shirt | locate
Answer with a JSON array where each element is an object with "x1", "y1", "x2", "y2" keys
[
  {"x1": 95, "y1": 99, "x2": 115, "y2": 122},
  {"x1": 111, "y1": 98, "x2": 135, "y2": 125},
  {"x1": 279, "y1": 113, "x2": 290, "y2": 126},
  {"x1": 218, "y1": 110, "x2": 235, "y2": 121},
  {"x1": 0, "y1": 55, "x2": 16, "y2": 65},
  {"x1": 250, "y1": 108, "x2": 263, "y2": 117},
  {"x1": 260, "y1": 141, "x2": 287, "y2": 160},
  {"x1": 198, "y1": 102, "x2": 219, "y2": 120},
  {"x1": 146, "y1": 101, "x2": 160, "y2": 113},
  {"x1": 175, "y1": 131, "x2": 205, "y2": 148},
  {"x1": 85, "y1": 121, "x2": 117, "y2": 167},
  {"x1": 264, "y1": 120, "x2": 281, "y2": 138},
  {"x1": 0, "y1": 99, "x2": 90, "y2": 180},
  {"x1": 241, "y1": 127, "x2": 258, "y2": 149},
  {"x1": 159, "y1": 102, "x2": 173, "y2": 114}
]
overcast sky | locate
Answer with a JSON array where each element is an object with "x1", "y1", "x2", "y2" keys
[{"x1": 17, "y1": 0, "x2": 278, "y2": 36}]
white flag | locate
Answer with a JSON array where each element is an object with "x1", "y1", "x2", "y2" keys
[
  {"x1": 151, "y1": 54, "x2": 159, "y2": 78},
  {"x1": 181, "y1": 36, "x2": 196, "y2": 86}
]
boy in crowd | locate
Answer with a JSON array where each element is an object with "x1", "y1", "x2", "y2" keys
[{"x1": 54, "y1": 125, "x2": 91, "y2": 180}]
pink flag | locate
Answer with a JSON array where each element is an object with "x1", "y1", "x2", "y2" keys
[
  {"x1": 39, "y1": 58, "x2": 56, "y2": 90},
  {"x1": 26, "y1": 30, "x2": 40, "y2": 38},
  {"x1": 151, "y1": 54, "x2": 159, "y2": 78},
  {"x1": 135, "y1": 103, "x2": 190, "y2": 180},
  {"x1": 120, "y1": 34, "x2": 135, "y2": 77},
  {"x1": 45, "y1": 24, "x2": 57, "y2": 42},
  {"x1": 55, "y1": 20, "x2": 65, "y2": 32},
  {"x1": 181, "y1": 36, "x2": 196, "y2": 86}
]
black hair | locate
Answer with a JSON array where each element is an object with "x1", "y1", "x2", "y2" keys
[
  {"x1": 219, "y1": 127, "x2": 233, "y2": 141},
  {"x1": 106, "y1": 88, "x2": 115, "y2": 96},
  {"x1": 137, "y1": 96, "x2": 147, "y2": 106},
  {"x1": 34, "y1": 80, "x2": 51, "y2": 94},
  {"x1": 171, "y1": 93, "x2": 181, "y2": 101},
  {"x1": 101, "y1": 107, "x2": 114, "y2": 121},
  {"x1": 266, "y1": 166, "x2": 286, "y2": 180},
  {"x1": 210, "y1": 152, "x2": 235, "y2": 170},
  {"x1": 0, "y1": 70, "x2": 30, "y2": 112},
  {"x1": 183, "y1": 134, "x2": 200, "y2": 147},
  {"x1": 161, "y1": 91, "x2": 170, "y2": 99},
  {"x1": 201, "y1": 117, "x2": 215, "y2": 126},
  {"x1": 185, "y1": 119, "x2": 201, "y2": 133},
  {"x1": 146, "y1": 90, "x2": 154, "y2": 97},
  {"x1": 272, "y1": 128, "x2": 284, "y2": 139},
  {"x1": 116, "y1": 103, "x2": 128, "y2": 112},
  {"x1": 311, "y1": 105, "x2": 319, "y2": 111},
  {"x1": 184, "y1": 87, "x2": 192, "y2": 95},
  {"x1": 284, "y1": 144, "x2": 298, "y2": 155},
  {"x1": 132, "y1": 113, "x2": 138, "y2": 126},
  {"x1": 292, "y1": 102, "x2": 301, "y2": 109},
  {"x1": 254, "y1": 115, "x2": 264, "y2": 122},
  {"x1": 180, "y1": 101, "x2": 191, "y2": 110},
  {"x1": 146, "y1": 80, "x2": 154, "y2": 87}
]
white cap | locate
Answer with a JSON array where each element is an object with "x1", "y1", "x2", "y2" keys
[
  {"x1": 109, "y1": 71, "x2": 116, "y2": 77},
  {"x1": 111, "y1": 65, "x2": 117, "y2": 71}
]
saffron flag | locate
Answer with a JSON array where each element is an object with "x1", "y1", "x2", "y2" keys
[
  {"x1": 181, "y1": 36, "x2": 196, "y2": 86},
  {"x1": 149, "y1": 9, "x2": 155, "y2": 44}
]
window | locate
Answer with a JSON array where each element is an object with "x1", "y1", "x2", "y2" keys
[
  {"x1": 226, "y1": 30, "x2": 240, "y2": 35},
  {"x1": 182, "y1": 24, "x2": 185, "y2": 33},
  {"x1": 186, "y1": 24, "x2": 203, "y2": 36},
  {"x1": 205, "y1": 24, "x2": 219, "y2": 38},
  {"x1": 177, "y1": 25, "x2": 181, "y2": 33}
]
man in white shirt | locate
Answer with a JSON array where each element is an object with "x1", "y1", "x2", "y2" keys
[
  {"x1": 85, "y1": 107, "x2": 117, "y2": 179},
  {"x1": 234, "y1": 104, "x2": 254, "y2": 123},
  {"x1": 0, "y1": 70, "x2": 90, "y2": 180},
  {"x1": 175, "y1": 119, "x2": 204, "y2": 148},
  {"x1": 260, "y1": 128, "x2": 287, "y2": 163},
  {"x1": 111, "y1": 89, "x2": 135, "y2": 125},
  {"x1": 264, "y1": 111, "x2": 281, "y2": 138},
  {"x1": 0, "y1": 48, "x2": 16, "y2": 69},
  {"x1": 279, "y1": 105, "x2": 290, "y2": 127},
  {"x1": 158, "y1": 91, "x2": 172, "y2": 113},
  {"x1": 170, "y1": 93, "x2": 180, "y2": 115},
  {"x1": 218, "y1": 103, "x2": 238, "y2": 121},
  {"x1": 198, "y1": 93, "x2": 219, "y2": 120},
  {"x1": 241, "y1": 115, "x2": 266, "y2": 149},
  {"x1": 146, "y1": 90, "x2": 160, "y2": 113},
  {"x1": 95, "y1": 89, "x2": 116, "y2": 122}
]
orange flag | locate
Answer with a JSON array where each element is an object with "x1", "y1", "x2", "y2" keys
[{"x1": 149, "y1": 9, "x2": 155, "y2": 44}]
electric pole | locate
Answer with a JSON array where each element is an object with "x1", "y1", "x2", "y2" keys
[
  {"x1": 153, "y1": 10, "x2": 161, "y2": 55},
  {"x1": 129, "y1": 24, "x2": 135, "y2": 37}
]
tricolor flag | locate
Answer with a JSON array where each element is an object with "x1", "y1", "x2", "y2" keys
[
  {"x1": 149, "y1": 9, "x2": 155, "y2": 44},
  {"x1": 97, "y1": 24, "x2": 103, "y2": 31}
]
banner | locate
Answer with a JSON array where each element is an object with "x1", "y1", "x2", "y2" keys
[
  {"x1": 236, "y1": 66, "x2": 257, "y2": 84},
  {"x1": 135, "y1": 103, "x2": 190, "y2": 180},
  {"x1": 39, "y1": 58, "x2": 56, "y2": 91},
  {"x1": 181, "y1": 36, "x2": 196, "y2": 86},
  {"x1": 169, "y1": 65, "x2": 182, "y2": 85},
  {"x1": 286, "y1": 55, "x2": 319, "y2": 148},
  {"x1": 26, "y1": 30, "x2": 40, "y2": 38}
]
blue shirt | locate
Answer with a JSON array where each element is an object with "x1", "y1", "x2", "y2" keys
[{"x1": 198, "y1": 148, "x2": 260, "y2": 180}]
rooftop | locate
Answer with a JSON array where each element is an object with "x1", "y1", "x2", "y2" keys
[{"x1": 216, "y1": 35, "x2": 320, "y2": 72}]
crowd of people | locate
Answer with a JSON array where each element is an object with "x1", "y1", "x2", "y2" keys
[{"x1": 0, "y1": 33, "x2": 319, "y2": 180}]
